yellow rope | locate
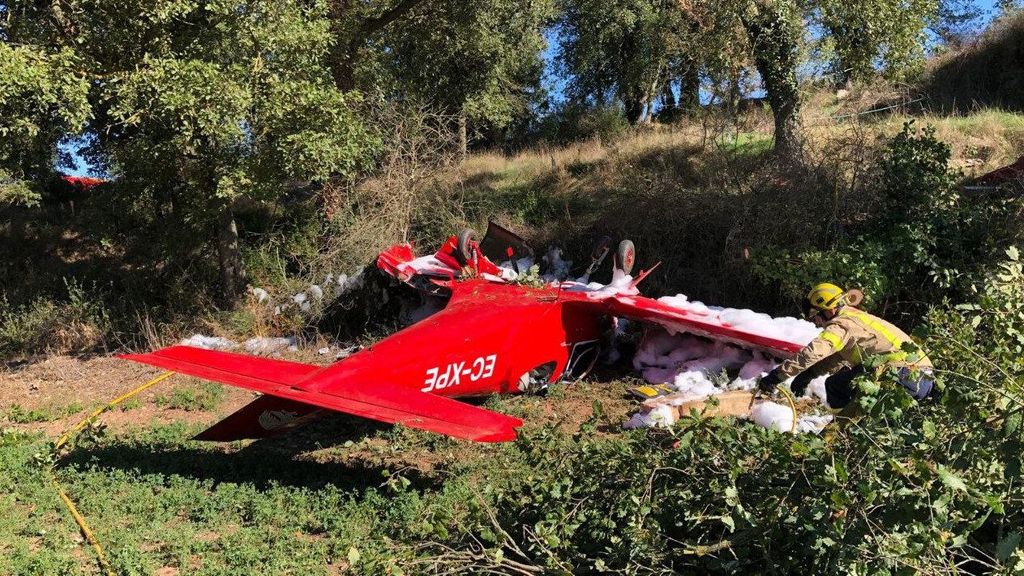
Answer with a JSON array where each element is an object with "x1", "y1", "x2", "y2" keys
[
  {"x1": 50, "y1": 476, "x2": 117, "y2": 576},
  {"x1": 777, "y1": 386, "x2": 798, "y2": 434},
  {"x1": 54, "y1": 371, "x2": 174, "y2": 450},
  {"x1": 50, "y1": 370, "x2": 175, "y2": 576}
]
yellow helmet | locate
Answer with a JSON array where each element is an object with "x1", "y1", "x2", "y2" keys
[{"x1": 804, "y1": 283, "x2": 845, "y2": 317}]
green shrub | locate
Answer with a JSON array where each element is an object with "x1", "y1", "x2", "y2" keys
[{"x1": 753, "y1": 122, "x2": 1023, "y2": 319}]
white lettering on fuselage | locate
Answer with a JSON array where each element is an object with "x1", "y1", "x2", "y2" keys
[{"x1": 422, "y1": 354, "x2": 497, "y2": 392}]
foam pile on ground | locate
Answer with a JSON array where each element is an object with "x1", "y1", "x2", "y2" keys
[
  {"x1": 626, "y1": 326, "x2": 837, "y2": 434},
  {"x1": 750, "y1": 401, "x2": 795, "y2": 432},
  {"x1": 180, "y1": 334, "x2": 236, "y2": 350},
  {"x1": 657, "y1": 294, "x2": 820, "y2": 346},
  {"x1": 248, "y1": 286, "x2": 270, "y2": 303},
  {"x1": 243, "y1": 336, "x2": 298, "y2": 355},
  {"x1": 796, "y1": 413, "x2": 834, "y2": 433},
  {"x1": 623, "y1": 404, "x2": 677, "y2": 429},
  {"x1": 328, "y1": 271, "x2": 364, "y2": 296}
]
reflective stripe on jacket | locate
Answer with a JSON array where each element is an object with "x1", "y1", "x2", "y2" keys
[{"x1": 776, "y1": 307, "x2": 933, "y2": 380}]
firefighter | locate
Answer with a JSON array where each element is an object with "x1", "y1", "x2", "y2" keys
[{"x1": 757, "y1": 283, "x2": 934, "y2": 408}]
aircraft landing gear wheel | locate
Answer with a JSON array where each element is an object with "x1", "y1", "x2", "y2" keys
[
  {"x1": 845, "y1": 288, "x2": 864, "y2": 307},
  {"x1": 455, "y1": 228, "x2": 478, "y2": 266},
  {"x1": 615, "y1": 239, "x2": 636, "y2": 275},
  {"x1": 517, "y1": 362, "x2": 556, "y2": 394}
]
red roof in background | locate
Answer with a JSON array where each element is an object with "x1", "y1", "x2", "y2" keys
[
  {"x1": 61, "y1": 175, "x2": 106, "y2": 190},
  {"x1": 972, "y1": 156, "x2": 1024, "y2": 187}
]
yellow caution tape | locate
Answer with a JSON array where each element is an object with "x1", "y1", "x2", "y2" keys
[
  {"x1": 49, "y1": 370, "x2": 175, "y2": 576},
  {"x1": 50, "y1": 476, "x2": 117, "y2": 576}
]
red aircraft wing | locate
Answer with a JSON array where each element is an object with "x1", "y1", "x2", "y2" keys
[
  {"x1": 573, "y1": 293, "x2": 809, "y2": 358},
  {"x1": 120, "y1": 346, "x2": 523, "y2": 442}
]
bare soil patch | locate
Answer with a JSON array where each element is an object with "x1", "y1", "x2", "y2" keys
[{"x1": 1, "y1": 351, "x2": 641, "y2": 474}]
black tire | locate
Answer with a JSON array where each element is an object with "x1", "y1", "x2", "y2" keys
[
  {"x1": 616, "y1": 239, "x2": 636, "y2": 275},
  {"x1": 455, "y1": 228, "x2": 478, "y2": 266}
]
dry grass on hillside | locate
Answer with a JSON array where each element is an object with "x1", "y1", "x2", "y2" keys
[{"x1": 921, "y1": 11, "x2": 1024, "y2": 114}]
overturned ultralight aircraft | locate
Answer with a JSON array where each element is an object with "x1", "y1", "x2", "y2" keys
[{"x1": 122, "y1": 222, "x2": 811, "y2": 443}]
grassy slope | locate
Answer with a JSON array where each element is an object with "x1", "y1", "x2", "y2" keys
[{"x1": 442, "y1": 105, "x2": 1024, "y2": 310}]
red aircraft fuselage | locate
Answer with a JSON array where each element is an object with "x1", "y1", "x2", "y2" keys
[{"x1": 318, "y1": 280, "x2": 602, "y2": 398}]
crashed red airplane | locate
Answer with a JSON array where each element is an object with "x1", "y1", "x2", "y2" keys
[{"x1": 122, "y1": 223, "x2": 809, "y2": 443}]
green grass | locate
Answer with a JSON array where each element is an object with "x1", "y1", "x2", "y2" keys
[
  {"x1": 0, "y1": 404, "x2": 533, "y2": 575},
  {"x1": 4, "y1": 402, "x2": 83, "y2": 424},
  {"x1": 713, "y1": 131, "x2": 774, "y2": 157},
  {"x1": 154, "y1": 383, "x2": 225, "y2": 412},
  {"x1": 118, "y1": 398, "x2": 142, "y2": 412}
]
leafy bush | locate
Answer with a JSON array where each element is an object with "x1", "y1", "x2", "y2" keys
[
  {"x1": 753, "y1": 122, "x2": 1023, "y2": 318},
  {"x1": 534, "y1": 104, "x2": 632, "y2": 146},
  {"x1": 345, "y1": 361, "x2": 1022, "y2": 574}
]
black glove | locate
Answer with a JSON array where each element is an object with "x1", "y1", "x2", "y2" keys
[
  {"x1": 757, "y1": 370, "x2": 782, "y2": 394},
  {"x1": 790, "y1": 371, "x2": 813, "y2": 397}
]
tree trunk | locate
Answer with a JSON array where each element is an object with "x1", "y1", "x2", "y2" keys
[
  {"x1": 217, "y1": 204, "x2": 245, "y2": 303},
  {"x1": 457, "y1": 113, "x2": 468, "y2": 162},
  {"x1": 742, "y1": 0, "x2": 803, "y2": 158},
  {"x1": 328, "y1": 0, "x2": 428, "y2": 92},
  {"x1": 660, "y1": 80, "x2": 677, "y2": 116},
  {"x1": 728, "y1": 71, "x2": 742, "y2": 116},
  {"x1": 679, "y1": 63, "x2": 701, "y2": 113}
]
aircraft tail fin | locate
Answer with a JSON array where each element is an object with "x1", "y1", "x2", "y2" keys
[{"x1": 195, "y1": 396, "x2": 326, "y2": 441}]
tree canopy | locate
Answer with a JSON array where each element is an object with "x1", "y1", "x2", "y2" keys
[{"x1": 0, "y1": 0, "x2": 971, "y2": 296}]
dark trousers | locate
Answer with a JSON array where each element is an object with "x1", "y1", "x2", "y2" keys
[
  {"x1": 820, "y1": 365, "x2": 935, "y2": 409},
  {"x1": 823, "y1": 366, "x2": 864, "y2": 409}
]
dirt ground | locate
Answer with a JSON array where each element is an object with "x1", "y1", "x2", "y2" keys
[
  {"x1": 0, "y1": 349, "x2": 641, "y2": 470},
  {"x1": 1, "y1": 354, "x2": 260, "y2": 437}
]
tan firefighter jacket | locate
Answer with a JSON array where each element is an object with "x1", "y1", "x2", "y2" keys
[{"x1": 776, "y1": 307, "x2": 933, "y2": 380}]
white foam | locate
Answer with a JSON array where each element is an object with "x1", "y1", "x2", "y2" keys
[
  {"x1": 796, "y1": 413, "x2": 834, "y2": 434},
  {"x1": 750, "y1": 401, "x2": 794, "y2": 433},
  {"x1": 243, "y1": 336, "x2": 298, "y2": 355},
  {"x1": 628, "y1": 326, "x2": 831, "y2": 434},
  {"x1": 180, "y1": 334, "x2": 237, "y2": 350},
  {"x1": 669, "y1": 372, "x2": 718, "y2": 401},
  {"x1": 657, "y1": 293, "x2": 820, "y2": 346},
  {"x1": 623, "y1": 404, "x2": 677, "y2": 429},
  {"x1": 248, "y1": 286, "x2": 270, "y2": 303},
  {"x1": 540, "y1": 247, "x2": 572, "y2": 281}
]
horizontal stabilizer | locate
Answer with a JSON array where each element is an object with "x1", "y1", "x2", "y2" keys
[
  {"x1": 120, "y1": 346, "x2": 522, "y2": 442},
  {"x1": 120, "y1": 345, "x2": 323, "y2": 388}
]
